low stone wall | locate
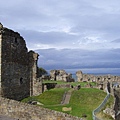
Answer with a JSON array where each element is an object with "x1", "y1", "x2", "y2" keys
[
  {"x1": 0, "y1": 97, "x2": 81, "y2": 120},
  {"x1": 42, "y1": 83, "x2": 72, "y2": 92},
  {"x1": 76, "y1": 70, "x2": 120, "y2": 83},
  {"x1": 55, "y1": 84, "x2": 71, "y2": 88}
]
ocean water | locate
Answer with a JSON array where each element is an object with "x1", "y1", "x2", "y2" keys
[{"x1": 72, "y1": 74, "x2": 77, "y2": 81}]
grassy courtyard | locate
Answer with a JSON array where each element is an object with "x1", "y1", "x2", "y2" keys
[{"x1": 22, "y1": 87, "x2": 114, "y2": 120}]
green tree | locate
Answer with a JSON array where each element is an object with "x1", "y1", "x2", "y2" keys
[{"x1": 37, "y1": 67, "x2": 48, "y2": 77}]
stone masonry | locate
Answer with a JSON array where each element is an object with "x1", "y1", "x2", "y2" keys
[
  {"x1": 50, "y1": 69, "x2": 74, "y2": 82},
  {"x1": 0, "y1": 23, "x2": 42, "y2": 100},
  {"x1": 0, "y1": 97, "x2": 81, "y2": 120},
  {"x1": 0, "y1": 23, "x2": 81, "y2": 120},
  {"x1": 76, "y1": 70, "x2": 120, "y2": 83},
  {"x1": 76, "y1": 70, "x2": 120, "y2": 92}
]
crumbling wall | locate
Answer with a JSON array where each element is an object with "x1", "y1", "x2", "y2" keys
[
  {"x1": 0, "y1": 23, "x2": 42, "y2": 100},
  {"x1": 76, "y1": 70, "x2": 120, "y2": 83},
  {"x1": 0, "y1": 28, "x2": 2, "y2": 96},
  {"x1": 76, "y1": 71, "x2": 83, "y2": 82},
  {"x1": 0, "y1": 26, "x2": 30, "y2": 100},
  {"x1": 76, "y1": 71, "x2": 96, "y2": 82},
  {"x1": 28, "y1": 51, "x2": 42, "y2": 96},
  {"x1": 113, "y1": 88, "x2": 120, "y2": 120},
  {"x1": 50, "y1": 69, "x2": 74, "y2": 82}
]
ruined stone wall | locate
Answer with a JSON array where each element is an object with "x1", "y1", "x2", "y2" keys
[
  {"x1": 0, "y1": 33, "x2": 2, "y2": 95},
  {"x1": 76, "y1": 71, "x2": 83, "y2": 82},
  {"x1": 31, "y1": 78, "x2": 42, "y2": 96},
  {"x1": 0, "y1": 24, "x2": 42, "y2": 100},
  {"x1": 113, "y1": 88, "x2": 120, "y2": 120},
  {"x1": 28, "y1": 51, "x2": 42, "y2": 96},
  {"x1": 50, "y1": 70, "x2": 74, "y2": 82},
  {"x1": 76, "y1": 70, "x2": 120, "y2": 83},
  {"x1": 0, "y1": 97, "x2": 81, "y2": 120},
  {"x1": 76, "y1": 71, "x2": 96, "y2": 82},
  {"x1": 0, "y1": 27, "x2": 30, "y2": 100}
]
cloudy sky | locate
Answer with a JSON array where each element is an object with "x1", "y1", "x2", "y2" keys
[{"x1": 1, "y1": 0, "x2": 120, "y2": 74}]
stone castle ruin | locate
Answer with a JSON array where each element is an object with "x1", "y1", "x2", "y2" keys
[
  {"x1": 50, "y1": 69, "x2": 74, "y2": 82},
  {"x1": 0, "y1": 23, "x2": 81, "y2": 120},
  {"x1": 76, "y1": 70, "x2": 120, "y2": 83},
  {"x1": 0, "y1": 23, "x2": 42, "y2": 100},
  {"x1": 76, "y1": 70, "x2": 120, "y2": 91},
  {"x1": 0, "y1": 23, "x2": 120, "y2": 119}
]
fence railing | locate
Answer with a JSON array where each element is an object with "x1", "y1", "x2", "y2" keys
[{"x1": 92, "y1": 88, "x2": 110, "y2": 120}]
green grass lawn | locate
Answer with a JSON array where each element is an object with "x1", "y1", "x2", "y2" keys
[
  {"x1": 69, "y1": 88, "x2": 107, "y2": 119},
  {"x1": 44, "y1": 88, "x2": 108, "y2": 120},
  {"x1": 22, "y1": 87, "x2": 114, "y2": 120},
  {"x1": 22, "y1": 88, "x2": 69, "y2": 105}
]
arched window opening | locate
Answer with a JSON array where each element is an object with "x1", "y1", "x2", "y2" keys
[
  {"x1": 15, "y1": 38, "x2": 18, "y2": 43},
  {"x1": 20, "y1": 77, "x2": 23, "y2": 84}
]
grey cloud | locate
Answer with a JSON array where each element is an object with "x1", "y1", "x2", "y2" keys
[
  {"x1": 1, "y1": 0, "x2": 120, "y2": 42},
  {"x1": 36, "y1": 48, "x2": 120, "y2": 71},
  {"x1": 68, "y1": 13, "x2": 120, "y2": 42},
  {"x1": 18, "y1": 29, "x2": 79, "y2": 48},
  {"x1": 1, "y1": 0, "x2": 120, "y2": 74},
  {"x1": 111, "y1": 39, "x2": 120, "y2": 43},
  {"x1": 71, "y1": 14, "x2": 120, "y2": 31},
  {"x1": 0, "y1": 0, "x2": 63, "y2": 28}
]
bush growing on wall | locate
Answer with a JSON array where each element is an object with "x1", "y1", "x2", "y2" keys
[{"x1": 37, "y1": 67, "x2": 48, "y2": 77}]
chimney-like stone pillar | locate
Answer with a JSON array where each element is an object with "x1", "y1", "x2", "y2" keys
[{"x1": 29, "y1": 51, "x2": 40, "y2": 96}]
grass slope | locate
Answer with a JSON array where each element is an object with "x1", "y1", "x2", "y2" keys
[
  {"x1": 44, "y1": 88, "x2": 107, "y2": 120},
  {"x1": 70, "y1": 88, "x2": 107, "y2": 119},
  {"x1": 22, "y1": 88, "x2": 69, "y2": 105},
  {"x1": 22, "y1": 88, "x2": 114, "y2": 120}
]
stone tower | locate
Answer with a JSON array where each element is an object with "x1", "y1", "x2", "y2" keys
[
  {"x1": 76, "y1": 70, "x2": 83, "y2": 82},
  {"x1": 0, "y1": 23, "x2": 41, "y2": 100}
]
